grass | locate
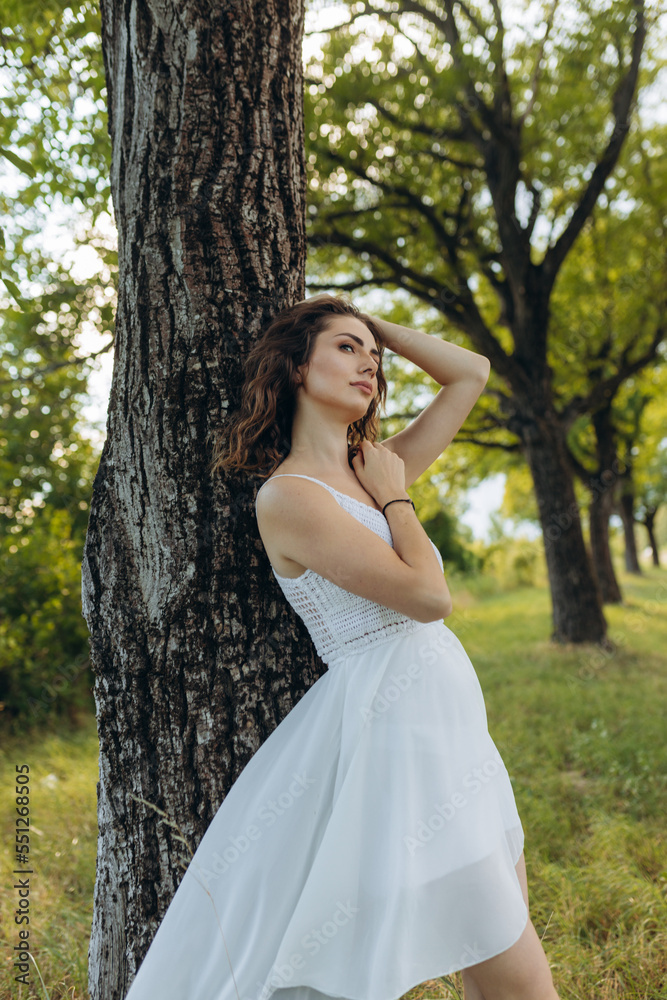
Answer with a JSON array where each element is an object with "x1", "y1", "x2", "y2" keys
[
  {"x1": 1, "y1": 566, "x2": 667, "y2": 1000},
  {"x1": 0, "y1": 715, "x2": 97, "y2": 1000}
]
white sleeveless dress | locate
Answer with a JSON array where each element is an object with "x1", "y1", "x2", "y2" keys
[{"x1": 123, "y1": 474, "x2": 528, "y2": 1000}]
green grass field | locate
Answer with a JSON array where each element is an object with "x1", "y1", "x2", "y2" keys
[{"x1": 1, "y1": 567, "x2": 666, "y2": 1000}]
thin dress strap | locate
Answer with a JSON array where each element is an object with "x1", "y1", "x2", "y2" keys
[
  {"x1": 256, "y1": 474, "x2": 336, "y2": 496},
  {"x1": 255, "y1": 474, "x2": 384, "y2": 516}
]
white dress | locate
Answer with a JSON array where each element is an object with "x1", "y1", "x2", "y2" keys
[{"x1": 123, "y1": 474, "x2": 528, "y2": 1000}]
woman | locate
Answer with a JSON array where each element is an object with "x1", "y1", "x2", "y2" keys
[{"x1": 123, "y1": 295, "x2": 559, "y2": 1000}]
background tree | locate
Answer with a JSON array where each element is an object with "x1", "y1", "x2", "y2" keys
[
  {"x1": 303, "y1": 0, "x2": 661, "y2": 643},
  {"x1": 627, "y1": 380, "x2": 667, "y2": 567},
  {"x1": 495, "y1": 144, "x2": 667, "y2": 589},
  {"x1": 559, "y1": 200, "x2": 666, "y2": 599},
  {"x1": 568, "y1": 405, "x2": 623, "y2": 604},
  {"x1": 0, "y1": 0, "x2": 115, "y2": 727},
  {"x1": 81, "y1": 1, "x2": 310, "y2": 996},
  {"x1": 500, "y1": 376, "x2": 667, "y2": 581},
  {"x1": 614, "y1": 391, "x2": 651, "y2": 574},
  {"x1": 636, "y1": 464, "x2": 666, "y2": 567}
]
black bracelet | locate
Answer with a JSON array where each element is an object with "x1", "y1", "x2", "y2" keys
[{"x1": 382, "y1": 498, "x2": 416, "y2": 516}]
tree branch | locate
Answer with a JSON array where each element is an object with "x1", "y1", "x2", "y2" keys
[
  {"x1": 542, "y1": 1, "x2": 647, "y2": 289},
  {"x1": 486, "y1": 0, "x2": 514, "y2": 129},
  {"x1": 524, "y1": 180, "x2": 542, "y2": 241},
  {"x1": 383, "y1": 0, "x2": 493, "y2": 146},
  {"x1": 560, "y1": 312, "x2": 665, "y2": 429},
  {"x1": 364, "y1": 96, "x2": 470, "y2": 145},
  {"x1": 565, "y1": 441, "x2": 596, "y2": 484},
  {"x1": 517, "y1": 1, "x2": 559, "y2": 128},
  {"x1": 454, "y1": 436, "x2": 520, "y2": 451},
  {"x1": 379, "y1": 411, "x2": 420, "y2": 423},
  {"x1": 455, "y1": 1, "x2": 491, "y2": 46},
  {"x1": 0, "y1": 342, "x2": 113, "y2": 388},
  {"x1": 324, "y1": 148, "x2": 459, "y2": 255},
  {"x1": 303, "y1": 4, "x2": 370, "y2": 37},
  {"x1": 306, "y1": 277, "x2": 398, "y2": 293},
  {"x1": 310, "y1": 224, "x2": 528, "y2": 395}
]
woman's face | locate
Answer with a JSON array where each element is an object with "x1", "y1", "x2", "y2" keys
[{"x1": 296, "y1": 315, "x2": 381, "y2": 418}]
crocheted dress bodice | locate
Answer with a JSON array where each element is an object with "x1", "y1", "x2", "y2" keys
[{"x1": 255, "y1": 474, "x2": 443, "y2": 665}]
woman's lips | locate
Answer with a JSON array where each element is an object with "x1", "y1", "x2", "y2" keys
[{"x1": 351, "y1": 382, "x2": 373, "y2": 395}]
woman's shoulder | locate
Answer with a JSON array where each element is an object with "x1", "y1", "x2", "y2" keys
[
  {"x1": 256, "y1": 464, "x2": 314, "y2": 507},
  {"x1": 257, "y1": 461, "x2": 310, "y2": 492},
  {"x1": 254, "y1": 465, "x2": 327, "y2": 578}
]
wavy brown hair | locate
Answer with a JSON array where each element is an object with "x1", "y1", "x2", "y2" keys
[{"x1": 210, "y1": 295, "x2": 388, "y2": 478}]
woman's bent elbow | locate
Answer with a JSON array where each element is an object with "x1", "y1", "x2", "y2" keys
[
  {"x1": 417, "y1": 590, "x2": 452, "y2": 623},
  {"x1": 434, "y1": 596, "x2": 453, "y2": 620}
]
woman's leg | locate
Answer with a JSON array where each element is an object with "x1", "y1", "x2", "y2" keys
[
  {"x1": 515, "y1": 853, "x2": 529, "y2": 910},
  {"x1": 461, "y1": 852, "x2": 558, "y2": 1000},
  {"x1": 461, "y1": 968, "x2": 487, "y2": 1000},
  {"x1": 461, "y1": 853, "x2": 558, "y2": 1000}
]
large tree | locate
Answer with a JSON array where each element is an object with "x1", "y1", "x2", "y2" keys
[
  {"x1": 81, "y1": 2, "x2": 311, "y2": 997},
  {"x1": 303, "y1": 0, "x2": 658, "y2": 642}
]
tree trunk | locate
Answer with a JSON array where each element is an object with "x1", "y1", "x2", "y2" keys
[
  {"x1": 589, "y1": 487, "x2": 623, "y2": 603},
  {"x1": 522, "y1": 416, "x2": 607, "y2": 643},
  {"x1": 81, "y1": 3, "x2": 309, "y2": 998},
  {"x1": 585, "y1": 407, "x2": 623, "y2": 602},
  {"x1": 618, "y1": 489, "x2": 642, "y2": 573},
  {"x1": 641, "y1": 507, "x2": 661, "y2": 567}
]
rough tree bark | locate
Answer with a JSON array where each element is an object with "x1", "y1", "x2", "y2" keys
[
  {"x1": 517, "y1": 402, "x2": 607, "y2": 640},
  {"x1": 578, "y1": 407, "x2": 623, "y2": 604},
  {"x1": 588, "y1": 491, "x2": 623, "y2": 604},
  {"x1": 589, "y1": 489, "x2": 623, "y2": 603},
  {"x1": 81, "y1": 2, "x2": 312, "y2": 998}
]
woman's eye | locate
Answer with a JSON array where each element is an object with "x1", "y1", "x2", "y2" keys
[{"x1": 340, "y1": 343, "x2": 354, "y2": 351}]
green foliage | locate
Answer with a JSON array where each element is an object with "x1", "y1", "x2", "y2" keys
[
  {"x1": 0, "y1": 0, "x2": 109, "y2": 212},
  {"x1": 0, "y1": 239, "x2": 103, "y2": 733},
  {"x1": 303, "y1": 0, "x2": 666, "y2": 548},
  {"x1": 482, "y1": 532, "x2": 547, "y2": 591},
  {"x1": 421, "y1": 507, "x2": 482, "y2": 574},
  {"x1": 0, "y1": 0, "x2": 110, "y2": 301},
  {"x1": 629, "y1": 379, "x2": 667, "y2": 526},
  {"x1": 305, "y1": 0, "x2": 663, "y2": 290},
  {"x1": 444, "y1": 518, "x2": 548, "y2": 599},
  {"x1": 0, "y1": 1, "x2": 111, "y2": 732},
  {"x1": 0, "y1": 507, "x2": 94, "y2": 730},
  {"x1": 0, "y1": 261, "x2": 110, "y2": 541}
]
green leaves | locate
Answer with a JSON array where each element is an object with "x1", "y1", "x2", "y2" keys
[
  {"x1": 304, "y1": 0, "x2": 663, "y2": 509},
  {"x1": 0, "y1": 146, "x2": 37, "y2": 177}
]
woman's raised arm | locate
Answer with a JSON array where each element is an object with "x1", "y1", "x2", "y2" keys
[{"x1": 372, "y1": 315, "x2": 491, "y2": 488}]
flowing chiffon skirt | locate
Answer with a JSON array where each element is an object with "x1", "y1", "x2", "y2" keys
[{"x1": 123, "y1": 619, "x2": 528, "y2": 1000}]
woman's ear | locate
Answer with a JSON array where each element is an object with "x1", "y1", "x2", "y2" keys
[{"x1": 294, "y1": 359, "x2": 308, "y2": 385}]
